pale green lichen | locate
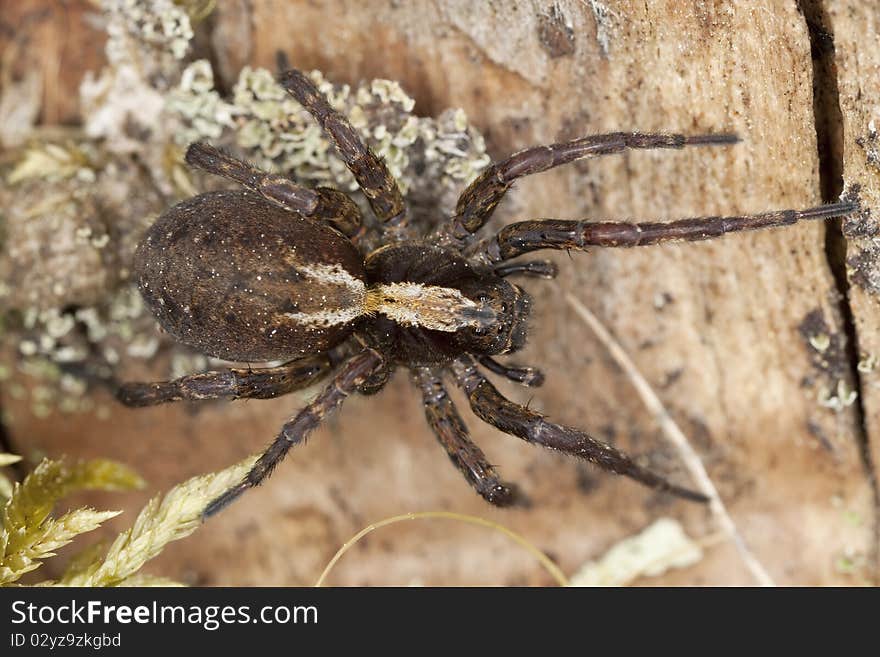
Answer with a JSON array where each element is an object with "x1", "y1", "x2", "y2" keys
[
  {"x1": 165, "y1": 59, "x2": 237, "y2": 145},
  {"x1": 808, "y1": 333, "x2": 831, "y2": 353},
  {"x1": 817, "y1": 379, "x2": 858, "y2": 412},
  {"x1": 81, "y1": 1, "x2": 195, "y2": 166},
  {"x1": 7, "y1": 142, "x2": 98, "y2": 186},
  {"x1": 842, "y1": 509, "x2": 862, "y2": 527},
  {"x1": 362, "y1": 79, "x2": 416, "y2": 112},
  {"x1": 168, "y1": 61, "x2": 490, "y2": 222},
  {"x1": 835, "y1": 554, "x2": 856, "y2": 575},
  {"x1": 834, "y1": 547, "x2": 868, "y2": 578},
  {"x1": 229, "y1": 66, "x2": 414, "y2": 191},
  {"x1": 5, "y1": 286, "x2": 167, "y2": 417},
  {"x1": 104, "y1": 0, "x2": 193, "y2": 64},
  {"x1": 857, "y1": 353, "x2": 878, "y2": 373},
  {"x1": 568, "y1": 518, "x2": 703, "y2": 586},
  {"x1": 170, "y1": 351, "x2": 210, "y2": 381}
]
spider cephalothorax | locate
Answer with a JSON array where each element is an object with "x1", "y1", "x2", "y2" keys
[{"x1": 119, "y1": 68, "x2": 857, "y2": 516}]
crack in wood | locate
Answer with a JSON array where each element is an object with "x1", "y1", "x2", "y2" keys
[{"x1": 798, "y1": 0, "x2": 880, "y2": 582}]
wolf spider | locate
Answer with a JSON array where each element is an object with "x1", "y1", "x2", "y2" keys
[{"x1": 118, "y1": 69, "x2": 857, "y2": 517}]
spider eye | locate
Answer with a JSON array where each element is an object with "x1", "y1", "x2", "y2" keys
[{"x1": 501, "y1": 303, "x2": 508, "y2": 313}]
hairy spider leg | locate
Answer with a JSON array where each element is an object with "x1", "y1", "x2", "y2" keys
[
  {"x1": 279, "y1": 70, "x2": 408, "y2": 232},
  {"x1": 203, "y1": 348, "x2": 384, "y2": 518},
  {"x1": 439, "y1": 131, "x2": 740, "y2": 248},
  {"x1": 478, "y1": 356, "x2": 545, "y2": 388},
  {"x1": 471, "y1": 201, "x2": 860, "y2": 263},
  {"x1": 413, "y1": 367, "x2": 525, "y2": 507},
  {"x1": 450, "y1": 355, "x2": 708, "y2": 503},
  {"x1": 116, "y1": 353, "x2": 335, "y2": 407},
  {"x1": 185, "y1": 143, "x2": 364, "y2": 239}
]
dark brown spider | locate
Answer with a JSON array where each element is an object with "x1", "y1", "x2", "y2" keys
[{"x1": 118, "y1": 69, "x2": 857, "y2": 518}]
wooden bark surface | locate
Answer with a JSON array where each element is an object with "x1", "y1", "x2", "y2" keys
[
  {"x1": 827, "y1": 0, "x2": 880, "y2": 559},
  {"x1": 2, "y1": 0, "x2": 878, "y2": 585}
]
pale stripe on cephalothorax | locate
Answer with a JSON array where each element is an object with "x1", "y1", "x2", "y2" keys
[
  {"x1": 282, "y1": 262, "x2": 495, "y2": 332},
  {"x1": 365, "y1": 282, "x2": 495, "y2": 332}
]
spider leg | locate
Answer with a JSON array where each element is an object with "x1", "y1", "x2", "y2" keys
[
  {"x1": 116, "y1": 353, "x2": 334, "y2": 407},
  {"x1": 494, "y1": 260, "x2": 558, "y2": 279},
  {"x1": 438, "y1": 131, "x2": 739, "y2": 248},
  {"x1": 413, "y1": 367, "x2": 525, "y2": 507},
  {"x1": 204, "y1": 348, "x2": 384, "y2": 518},
  {"x1": 471, "y1": 201, "x2": 860, "y2": 264},
  {"x1": 478, "y1": 356, "x2": 545, "y2": 388},
  {"x1": 450, "y1": 355, "x2": 707, "y2": 503},
  {"x1": 279, "y1": 69, "x2": 407, "y2": 231},
  {"x1": 185, "y1": 143, "x2": 364, "y2": 239}
]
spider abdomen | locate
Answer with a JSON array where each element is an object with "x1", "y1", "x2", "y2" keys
[{"x1": 134, "y1": 190, "x2": 366, "y2": 361}]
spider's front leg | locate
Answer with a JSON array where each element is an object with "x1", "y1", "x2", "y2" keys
[
  {"x1": 185, "y1": 143, "x2": 364, "y2": 240},
  {"x1": 469, "y1": 201, "x2": 860, "y2": 264},
  {"x1": 450, "y1": 355, "x2": 707, "y2": 503},
  {"x1": 116, "y1": 353, "x2": 334, "y2": 407},
  {"x1": 203, "y1": 348, "x2": 384, "y2": 518},
  {"x1": 437, "y1": 131, "x2": 739, "y2": 249},
  {"x1": 413, "y1": 367, "x2": 525, "y2": 507},
  {"x1": 279, "y1": 70, "x2": 408, "y2": 233}
]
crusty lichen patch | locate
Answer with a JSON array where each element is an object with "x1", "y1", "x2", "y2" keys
[
  {"x1": 799, "y1": 309, "x2": 849, "y2": 382},
  {"x1": 847, "y1": 243, "x2": 880, "y2": 297},
  {"x1": 168, "y1": 60, "x2": 490, "y2": 227},
  {"x1": 838, "y1": 179, "x2": 880, "y2": 300},
  {"x1": 568, "y1": 517, "x2": 704, "y2": 586},
  {"x1": 798, "y1": 308, "x2": 858, "y2": 416}
]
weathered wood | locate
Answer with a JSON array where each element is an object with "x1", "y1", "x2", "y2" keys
[
  {"x1": 3, "y1": 0, "x2": 877, "y2": 585},
  {"x1": 0, "y1": 0, "x2": 105, "y2": 132},
  {"x1": 825, "y1": 0, "x2": 880, "y2": 569}
]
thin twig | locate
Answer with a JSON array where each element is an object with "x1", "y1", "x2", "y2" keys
[
  {"x1": 315, "y1": 511, "x2": 569, "y2": 587},
  {"x1": 565, "y1": 293, "x2": 775, "y2": 586}
]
